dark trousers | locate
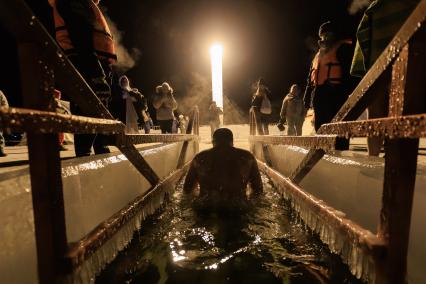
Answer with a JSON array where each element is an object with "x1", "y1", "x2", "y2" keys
[
  {"x1": 286, "y1": 117, "x2": 303, "y2": 136},
  {"x1": 312, "y1": 84, "x2": 349, "y2": 131},
  {"x1": 71, "y1": 102, "x2": 111, "y2": 156},
  {"x1": 67, "y1": 55, "x2": 112, "y2": 157},
  {"x1": 251, "y1": 107, "x2": 269, "y2": 135},
  {"x1": 144, "y1": 121, "x2": 151, "y2": 134},
  {"x1": 313, "y1": 84, "x2": 350, "y2": 150},
  {"x1": 158, "y1": 120, "x2": 173, "y2": 134}
]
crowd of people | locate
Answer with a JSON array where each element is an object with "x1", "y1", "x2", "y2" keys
[
  {"x1": 185, "y1": 0, "x2": 421, "y2": 214},
  {"x1": 250, "y1": 0, "x2": 419, "y2": 157},
  {"x1": 0, "y1": 0, "x2": 419, "y2": 159},
  {"x1": 0, "y1": 0, "x2": 194, "y2": 159}
]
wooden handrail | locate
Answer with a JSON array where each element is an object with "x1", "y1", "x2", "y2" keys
[
  {"x1": 249, "y1": 135, "x2": 342, "y2": 150},
  {"x1": 0, "y1": 107, "x2": 124, "y2": 134},
  {"x1": 0, "y1": 0, "x2": 112, "y2": 119},
  {"x1": 64, "y1": 163, "x2": 191, "y2": 270},
  {"x1": 248, "y1": 1, "x2": 426, "y2": 282},
  {"x1": 0, "y1": 1, "x2": 201, "y2": 282}
]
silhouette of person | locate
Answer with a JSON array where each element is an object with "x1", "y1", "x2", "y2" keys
[{"x1": 183, "y1": 128, "x2": 263, "y2": 211}]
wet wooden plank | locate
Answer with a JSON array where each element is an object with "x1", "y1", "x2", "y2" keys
[
  {"x1": 289, "y1": 149, "x2": 325, "y2": 184},
  {"x1": 249, "y1": 135, "x2": 340, "y2": 150},
  {"x1": 379, "y1": 29, "x2": 426, "y2": 283},
  {"x1": 0, "y1": 107, "x2": 124, "y2": 134},
  {"x1": 64, "y1": 163, "x2": 190, "y2": 269},
  {"x1": 388, "y1": 45, "x2": 409, "y2": 116},
  {"x1": 117, "y1": 144, "x2": 160, "y2": 186},
  {"x1": 177, "y1": 108, "x2": 197, "y2": 168},
  {"x1": 319, "y1": 114, "x2": 426, "y2": 138},
  {"x1": 124, "y1": 134, "x2": 198, "y2": 144},
  {"x1": 18, "y1": 43, "x2": 68, "y2": 282},
  {"x1": 379, "y1": 139, "x2": 419, "y2": 283}
]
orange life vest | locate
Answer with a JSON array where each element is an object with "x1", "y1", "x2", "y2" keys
[
  {"x1": 49, "y1": 0, "x2": 117, "y2": 64},
  {"x1": 310, "y1": 40, "x2": 352, "y2": 86}
]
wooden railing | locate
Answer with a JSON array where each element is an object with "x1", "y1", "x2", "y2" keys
[
  {"x1": 0, "y1": 0, "x2": 199, "y2": 282},
  {"x1": 250, "y1": 1, "x2": 426, "y2": 283}
]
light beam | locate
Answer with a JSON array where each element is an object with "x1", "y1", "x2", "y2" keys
[{"x1": 210, "y1": 44, "x2": 223, "y2": 109}]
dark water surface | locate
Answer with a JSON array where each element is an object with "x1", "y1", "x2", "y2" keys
[{"x1": 97, "y1": 175, "x2": 363, "y2": 284}]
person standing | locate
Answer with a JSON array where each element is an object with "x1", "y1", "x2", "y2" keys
[
  {"x1": 119, "y1": 76, "x2": 139, "y2": 134},
  {"x1": 208, "y1": 101, "x2": 223, "y2": 139},
  {"x1": 0, "y1": 90, "x2": 9, "y2": 157},
  {"x1": 251, "y1": 78, "x2": 272, "y2": 135},
  {"x1": 178, "y1": 115, "x2": 187, "y2": 134},
  {"x1": 279, "y1": 84, "x2": 305, "y2": 136},
  {"x1": 351, "y1": 0, "x2": 420, "y2": 156},
  {"x1": 143, "y1": 112, "x2": 153, "y2": 134},
  {"x1": 153, "y1": 82, "x2": 178, "y2": 134},
  {"x1": 49, "y1": 0, "x2": 116, "y2": 156},
  {"x1": 303, "y1": 21, "x2": 355, "y2": 135}
]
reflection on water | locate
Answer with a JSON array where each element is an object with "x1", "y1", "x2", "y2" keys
[{"x1": 97, "y1": 175, "x2": 362, "y2": 284}]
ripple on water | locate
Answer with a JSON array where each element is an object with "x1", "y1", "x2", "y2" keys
[{"x1": 97, "y1": 175, "x2": 363, "y2": 284}]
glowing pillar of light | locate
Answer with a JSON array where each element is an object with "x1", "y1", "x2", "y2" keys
[{"x1": 210, "y1": 44, "x2": 223, "y2": 109}]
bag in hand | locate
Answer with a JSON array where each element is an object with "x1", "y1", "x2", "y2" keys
[{"x1": 260, "y1": 95, "x2": 272, "y2": 114}]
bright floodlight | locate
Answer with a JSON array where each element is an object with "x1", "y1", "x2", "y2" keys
[{"x1": 210, "y1": 44, "x2": 223, "y2": 108}]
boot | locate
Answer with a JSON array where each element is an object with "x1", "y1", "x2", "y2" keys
[{"x1": 0, "y1": 148, "x2": 7, "y2": 157}]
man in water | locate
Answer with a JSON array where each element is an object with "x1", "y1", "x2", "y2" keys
[{"x1": 183, "y1": 128, "x2": 263, "y2": 210}]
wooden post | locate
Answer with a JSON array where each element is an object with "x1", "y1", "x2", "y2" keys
[
  {"x1": 18, "y1": 43, "x2": 68, "y2": 283},
  {"x1": 249, "y1": 109, "x2": 255, "y2": 136},
  {"x1": 379, "y1": 29, "x2": 426, "y2": 283},
  {"x1": 177, "y1": 107, "x2": 196, "y2": 168}
]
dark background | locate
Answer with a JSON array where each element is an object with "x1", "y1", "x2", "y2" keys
[{"x1": 1, "y1": 0, "x2": 365, "y2": 123}]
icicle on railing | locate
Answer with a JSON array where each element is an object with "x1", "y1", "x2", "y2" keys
[
  {"x1": 260, "y1": 163, "x2": 384, "y2": 283},
  {"x1": 64, "y1": 175, "x2": 178, "y2": 284},
  {"x1": 288, "y1": 198, "x2": 376, "y2": 282}
]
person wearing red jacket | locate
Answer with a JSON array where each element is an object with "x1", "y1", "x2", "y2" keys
[{"x1": 49, "y1": 0, "x2": 117, "y2": 156}]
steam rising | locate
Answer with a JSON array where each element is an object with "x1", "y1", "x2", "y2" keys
[
  {"x1": 348, "y1": 0, "x2": 371, "y2": 15},
  {"x1": 104, "y1": 15, "x2": 141, "y2": 71},
  {"x1": 174, "y1": 72, "x2": 247, "y2": 124}
]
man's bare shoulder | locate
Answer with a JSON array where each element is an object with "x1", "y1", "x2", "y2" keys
[
  {"x1": 192, "y1": 148, "x2": 214, "y2": 161},
  {"x1": 232, "y1": 147, "x2": 255, "y2": 158},
  {"x1": 194, "y1": 147, "x2": 254, "y2": 160}
]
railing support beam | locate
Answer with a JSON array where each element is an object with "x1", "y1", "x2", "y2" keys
[
  {"x1": 18, "y1": 43, "x2": 68, "y2": 283},
  {"x1": 378, "y1": 29, "x2": 426, "y2": 283}
]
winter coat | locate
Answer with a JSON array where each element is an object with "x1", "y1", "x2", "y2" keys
[
  {"x1": 280, "y1": 94, "x2": 304, "y2": 123},
  {"x1": 351, "y1": 0, "x2": 419, "y2": 77},
  {"x1": 208, "y1": 104, "x2": 223, "y2": 124},
  {"x1": 153, "y1": 93, "x2": 178, "y2": 121}
]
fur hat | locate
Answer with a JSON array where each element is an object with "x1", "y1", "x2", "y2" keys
[{"x1": 156, "y1": 82, "x2": 173, "y2": 94}]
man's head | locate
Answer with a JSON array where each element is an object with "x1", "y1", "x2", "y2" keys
[
  {"x1": 119, "y1": 75, "x2": 130, "y2": 89},
  {"x1": 289, "y1": 84, "x2": 300, "y2": 95},
  {"x1": 257, "y1": 78, "x2": 266, "y2": 88},
  {"x1": 318, "y1": 21, "x2": 340, "y2": 48},
  {"x1": 213, "y1": 128, "x2": 233, "y2": 147}
]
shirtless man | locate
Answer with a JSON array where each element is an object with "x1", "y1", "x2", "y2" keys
[{"x1": 183, "y1": 128, "x2": 263, "y2": 207}]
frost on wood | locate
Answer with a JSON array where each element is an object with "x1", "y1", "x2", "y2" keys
[
  {"x1": 259, "y1": 163, "x2": 385, "y2": 283},
  {"x1": 64, "y1": 178, "x2": 177, "y2": 284}
]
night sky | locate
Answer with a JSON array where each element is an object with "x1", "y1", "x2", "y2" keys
[
  {"x1": 104, "y1": 0, "x2": 363, "y2": 121},
  {"x1": 1, "y1": 0, "x2": 366, "y2": 122}
]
